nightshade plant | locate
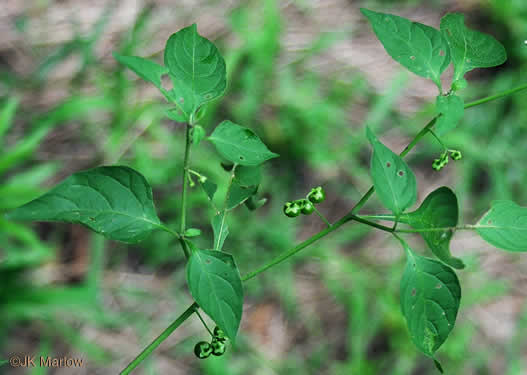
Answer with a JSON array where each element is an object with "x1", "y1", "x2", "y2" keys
[{"x1": 5, "y1": 10, "x2": 527, "y2": 374}]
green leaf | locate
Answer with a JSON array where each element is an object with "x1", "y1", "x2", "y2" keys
[
  {"x1": 191, "y1": 125, "x2": 206, "y2": 146},
  {"x1": 366, "y1": 127, "x2": 417, "y2": 216},
  {"x1": 186, "y1": 249, "x2": 243, "y2": 341},
  {"x1": 211, "y1": 212, "x2": 229, "y2": 251},
  {"x1": 440, "y1": 13, "x2": 507, "y2": 81},
  {"x1": 209, "y1": 121, "x2": 279, "y2": 166},
  {"x1": 475, "y1": 200, "x2": 527, "y2": 252},
  {"x1": 398, "y1": 237, "x2": 461, "y2": 357},
  {"x1": 245, "y1": 196, "x2": 268, "y2": 211},
  {"x1": 164, "y1": 24, "x2": 227, "y2": 120},
  {"x1": 184, "y1": 228, "x2": 201, "y2": 237},
  {"x1": 199, "y1": 178, "x2": 217, "y2": 201},
  {"x1": 403, "y1": 187, "x2": 465, "y2": 269},
  {"x1": 5, "y1": 166, "x2": 161, "y2": 243},
  {"x1": 234, "y1": 166, "x2": 261, "y2": 187},
  {"x1": 361, "y1": 8, "x2": 450, "y2": 89},
  {"x1": 435, "y1": 94, "x2": 464, "y2": 135},
  {"x1": 114, "y1": 53, "x2": 168, "y2": 90},
  {"x1": 227, "y1": 182, "x2": 258, "y2": 210}
]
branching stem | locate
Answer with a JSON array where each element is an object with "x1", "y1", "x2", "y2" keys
[{"x1": 121, "y1": 82, "x2": 527, "y2": 375}]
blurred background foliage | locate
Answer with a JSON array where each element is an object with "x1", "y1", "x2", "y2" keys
[{"x1": 0, "y1": 0, "x2": 526, "y2": 374}]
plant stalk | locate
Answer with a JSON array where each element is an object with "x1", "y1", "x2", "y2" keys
[
  {"x1": 121, "y1": 82, "x2": 527, "y2": 374},
  {"x1": 119, "y1": 303, "x2": 197, "y2": 375},
  {"x1": 179, "y1": 123, "x2": 193, "y2": 258}
]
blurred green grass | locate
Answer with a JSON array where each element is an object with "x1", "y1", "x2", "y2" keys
[{"x1": 1, "y1": 0, "x2": 526, "y2": 374}]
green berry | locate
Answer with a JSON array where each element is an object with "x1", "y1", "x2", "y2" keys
[
  {"x1": 194, "y1": 341, "x2": 212, "y2": 359},
  {"x1": 450, "y1": 150, "x2": 462, "y2": 160},
  {"x1": 210, "y1": 338, "x2": 226, "y2": 356},
  {"x1": 307, "y1": 187, "x2": 326, "y2": 204},
  {"x1": 213, "y1": 326, "x2": 227, "y2": 341},
  {"x1": 301, "y1": 200, "x2": 315, "y2": 215},
  {"x1": 283, "y1": 201, "x2": 301, "y2": 218}
]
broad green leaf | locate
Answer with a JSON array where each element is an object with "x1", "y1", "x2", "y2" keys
[
  {"x1": 192, "y1": 125, "x2": 206, "y2": 146},
  {"x1": 209, "y1": 121, "x2": 279, "y2": 166},
  {"x1": 186, "y1": 249, "x2": 243, "y2": 341},
  {"x1": 164, "y1": 24, "x2": 227, "y2": 120},
  {"x1": 440, "y1": 13, "x2": 507, "y2": 81},
  {"x1": 114, "y1": 54, "x2": 168, "y2": 90},
  {"x1": 234, "y1": 166, "x2": 261, "y2": 187},
  {"x1": 367, "y1": 127, "x2": 417, "y2": 216},
  {"x1": 475, "y1": 200, "x2": 527, "y2": 252},
  {"x1": 211, "y1": 212, "x2": 229, "y2": 251},
  {"x1": 227, "y1": 182, "x2": 258, "y2": 210},
  {"x1": 5, "y1": 166, "x2": 161, "y2": 243},
  {"x1": 199, "y1": 178, "x2": 217, "y2": 201},
  {"x1": 398, "y1": 237, "x2": 461, "y2": 358},
  {"x1": 361, "y1": 8, "x2": 450, "y2": 89},
  {"x1": 435, "y1": 94, "x2": 464, "y2": 135},
  {"x1": 403, "y1": 187, "x2": 465, "y2": 269}
]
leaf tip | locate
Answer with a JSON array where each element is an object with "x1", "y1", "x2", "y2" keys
[{"x1": 433, "y1": 358, "x2": 444, "y2": 373}]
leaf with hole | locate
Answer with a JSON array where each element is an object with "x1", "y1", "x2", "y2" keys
[
  {"x1": 440, "y1": 13, "x2": 507, "y2": 81},
  {"x1": 435, "y1": 94, "x2": 464, "y2": 135},
  {"x1": 209, "y1": 120, "x2": 279, "y2": 166},
  {"x1": 164, "y1": 24, "x2": 227, "y2": 121},
  {"x1": 402, "y1": 187, "x2": 465, "y2": 269},
  {"x1": 367, "y1": 127, "x2": 417, "y2": 217},
  {"x1": 186, "y1": 249, "x2": 243, "y2": 341},
  {"x1": 398, "y1": 237, "x2": 461, "y2": 359},
  {"x1": 475, "y1": 200, "x2": 527, "y2": 252},
  {"x1": 211, "y1": 212, "x2": 229, "y2": 251},
  {"x1": 361, "y1": 8, "x2": 450, "y2": 89},
  {"x1": 5, "y1": 166, "x2": 161, "y2": 243}
]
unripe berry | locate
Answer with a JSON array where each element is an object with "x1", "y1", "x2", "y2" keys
[
  {"x1": 283, "y1": 201, "x2": 301, "y2": 217},
  {"x1": 213, "y1": 326, "x2": 227, "y2": 342},
  {"x1": 450, "y1": 150, "x2": 462, "y2": 160},
  {"x1": 301, "y1": 200, "x2": 315, "y2": 215},
  {"x1": 307, "y1": 186, "x2": 326, "y2": 204},
  {"x1": 210, "y1": 338, "x2": 226, "y2": 356},
  {"x1": 194, "y1": 341, "x2": 212, "y2": 359}
]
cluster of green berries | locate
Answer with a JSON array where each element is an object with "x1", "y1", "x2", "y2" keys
[
  {"x1": 194, "y1": 326, "x2": 227, "y2": 359},
  {"x1": 432, "y1": 150, "x2": 462, "y2": 171},
  {"x1": 283, "y1": 186, "x2": 326, "y2": 218}
]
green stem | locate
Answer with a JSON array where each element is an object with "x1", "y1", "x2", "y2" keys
[
  {"x1": 312, "y1": 206, "x2": 331, "y2": 227},
  {"x1": 195, "y1": 308, "x2": 214, "y2": 337},
  {"x1": 395, "y1": 224, "x2": 476, "y2": 233},
  {"x1": 119, "y1": 303, "x2": 197, "y2": 375},
  {"x1": 464, "y1": 82, "x2": 527, "y2": 109},
  {"x1": 428, "y1": 129, "x2": 447, "y2": 150},
  {"x1": 120, "y1": 82, "x2": 527, "y2": 374},
  {"x1": 242, "y1": 213, "x2": 352, "y2": 281},
  {"x1": 179, "y1": 123, "x2": 193, "y2": 259},
  {"x1": 242, "y1": 81, "x2": 527, "y2": 280}
]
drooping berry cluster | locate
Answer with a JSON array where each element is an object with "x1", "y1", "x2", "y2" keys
[
  {"x1": 194, "y1": 326, "x2": 228, "y2": 359},
  {"x1": 432, "y1": 150, "x2": 462, "y2": 171},
  {"x1": 283, "y1": 186, "x2": 326, "y2": 218}
]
